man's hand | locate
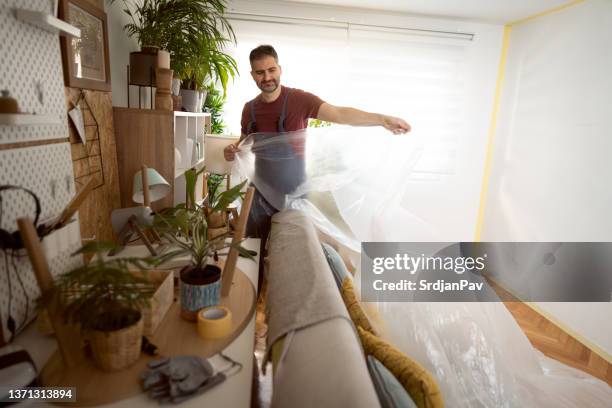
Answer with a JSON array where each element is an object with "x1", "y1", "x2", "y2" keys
[
  {"x1": 381, "y1": 115, "x2": 411, "y2": 134},
  {"x1": 223, "y1": 143, "x2": 241, "y2": 161}
]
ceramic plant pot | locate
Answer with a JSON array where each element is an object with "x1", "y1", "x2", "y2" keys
[
  {"x1": 179, "y1": 264, "x2": 222, "y2": 321},
  {"x1": 180, "y1": 89, "x2": 208, "y2": 113},
  {"x1": 87, "y1": 310, "x2": 143, "y2": 372}
]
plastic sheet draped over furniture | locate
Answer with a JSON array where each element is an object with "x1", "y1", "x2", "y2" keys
[{"x1": 234, "y1": 128, "x2": 612, "y2": 407}]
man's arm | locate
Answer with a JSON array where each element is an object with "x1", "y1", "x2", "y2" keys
[{"x1": 317, "y1": 103, "x2": 411, "y2": 134}]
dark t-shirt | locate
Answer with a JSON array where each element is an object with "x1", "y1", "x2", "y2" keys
[{"x1": 240, "y1": 85, "x2": 324, "y2": 135}]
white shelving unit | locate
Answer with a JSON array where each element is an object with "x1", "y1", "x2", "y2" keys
[
  {"x1": 173, "y1": 112, "x2": 209, "y2": 205},
  {"x1": 0, "y1": 113, "x2": 61, "y2": 126},
  {"x1": 13, "y1": 8, "x2": 81, "y2": 37},
  {"x1": 174, "y1": 112, "x2": 208, "y2": 177}
]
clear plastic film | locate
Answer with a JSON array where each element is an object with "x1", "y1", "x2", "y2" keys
[
  {"x1": 234, "y1": 127, "x2": 436, "y2": 251},
  {"x1": 233, "y1": 128, "x2": 612, "y2": 407}
]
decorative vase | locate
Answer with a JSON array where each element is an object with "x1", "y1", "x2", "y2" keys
[
  {"x1": 155, "y1": 68, "x2": 173, "y2": 111},
  {"x1": 157, "y1": 50, "x2": 170, "y2": 69},
  {"x1": 129, "y1": 46, "x2": 170, "y2": 87},
  {"x1": 87, "y1": 311, "x2": 143, "y2": 372},
  {"x1": 179, "y1": 264, "x2": 222, "y2": 321},
  {"x1": 171, "y1": 78, "x2": 181, "y2": 96}
]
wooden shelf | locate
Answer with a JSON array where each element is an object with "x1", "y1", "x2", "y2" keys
[
  {"x1": 113, "y1": 108, "x2": 211, "y2": 211},
  {"x1": 14, "y1": 9, "x2": 81, "y2": 37},
  {"x1": 0, "y1": 113, "x2": 61, "y2": 126}
]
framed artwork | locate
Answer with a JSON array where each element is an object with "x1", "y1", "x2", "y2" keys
[{"x1": 59, "y1": 0, "x2": 111, "y2": 91}]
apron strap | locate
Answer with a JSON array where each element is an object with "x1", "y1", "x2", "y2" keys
[
  {"x1": 278, "y1": 89, "x2": 291, "y2": 133},
  {"x1": 247, "y1": 88, "x2": 291, "y2": 134},
  {"x1": 247, "y1": 99, "x2": 257, "y2": 134}
]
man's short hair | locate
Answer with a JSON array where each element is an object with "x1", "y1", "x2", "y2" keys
[{"x1": 249, "y1": 45, "x2": 278, "y2": 64}]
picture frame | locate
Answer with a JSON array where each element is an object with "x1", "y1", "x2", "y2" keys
[{"x1": 59, "y1": 0, "x2": 111, "y2": 91}]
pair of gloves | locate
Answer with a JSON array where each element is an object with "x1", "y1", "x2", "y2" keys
[{"x1": 140, "y1": 355, "x2": 227, "y2": 404}]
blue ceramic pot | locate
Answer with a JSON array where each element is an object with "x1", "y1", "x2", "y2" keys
[{"x1": 179, "y1": 264, "x2": 221, "y2": 321}]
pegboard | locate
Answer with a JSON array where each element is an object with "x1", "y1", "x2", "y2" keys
[
  {"x1": 0, "y1": 143, "x2": 82, "y2": 344},
  {"x1": 0, "y1": 0, "x2": 68, "y2": 144}
]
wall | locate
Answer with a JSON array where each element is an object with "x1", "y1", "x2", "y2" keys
[
  {"x1": 0, "y1": 0, "x2": 82, "y2": 344},
  {"x1": 480, "y1": 0, "x2": 612, "y2": 356},
  {"x1": 106, "y1": 0, "x2": 141, "y2": 108}
]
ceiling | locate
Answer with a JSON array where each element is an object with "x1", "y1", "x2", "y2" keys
[{"x1": 277, "y1": 0, "x2": 572, "y2": 23}]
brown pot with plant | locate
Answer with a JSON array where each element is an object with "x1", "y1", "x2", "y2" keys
[{"x1": 38, "y1": 242, "x2": 156, "y2": 372}]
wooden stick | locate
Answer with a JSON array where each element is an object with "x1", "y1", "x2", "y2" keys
[
  {"x1": 203, "y1": 172, "x2": 208, "y2": 202},
  {"x1": 221, "y1": 187, "x2": 254, "y2": 297},
  {"x1": 141, "y1": 165, "x2": 150, "y2": 207},
  {"x1": 56, "y1": 176, "x2": 96, "y2": 228},
  {"x1": 17, "y1": 218, "x2": 82, "y2": 368}
]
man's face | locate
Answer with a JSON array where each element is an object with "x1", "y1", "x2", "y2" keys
[{"x1": 250, "y1": 56, "x2": 282, "y2": 93}]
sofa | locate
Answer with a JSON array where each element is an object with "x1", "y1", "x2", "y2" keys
[{"x1": 265, "y1": 209, "x2": 381, "y2": 408}]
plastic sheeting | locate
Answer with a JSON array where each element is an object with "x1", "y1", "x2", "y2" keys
[{"x1": 233, "y1": 128, "x2": 612, "y2": 407}]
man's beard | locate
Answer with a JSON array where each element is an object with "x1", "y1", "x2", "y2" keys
[{"x1": 259, "y1": 80, "x2": 278, "y2": 93}]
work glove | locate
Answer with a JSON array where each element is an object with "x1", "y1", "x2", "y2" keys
[{"x1": 140, "y1": 355, "x2": 226, "y2": 403}]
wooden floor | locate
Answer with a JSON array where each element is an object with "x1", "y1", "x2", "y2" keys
[{"x1": 487, "y1": 277, "x2": 612, "y2": 386}]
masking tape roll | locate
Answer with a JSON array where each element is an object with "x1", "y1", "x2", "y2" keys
[{"x1": 197, "y1": 306, "x2": 232, "y2": 340}]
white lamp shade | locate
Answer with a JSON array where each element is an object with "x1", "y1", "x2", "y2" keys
[
  {"x1": 205, "y1": 134, "x2": 239, "y2": 174},
  {"x1": 133, "y1": 168, "x2": 171, "y2": 204}
]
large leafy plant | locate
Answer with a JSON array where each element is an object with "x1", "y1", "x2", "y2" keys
[
  {"x1": 39, "y1": 242, "x2": 157, "y2": 332},
  {"x1": 110, "y1": 0, "x2": 239, "y2": 92}
]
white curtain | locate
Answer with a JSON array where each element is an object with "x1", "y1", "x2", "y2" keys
[{"x1": 224, "y1": 15, "x2": 491, "y2": 241}]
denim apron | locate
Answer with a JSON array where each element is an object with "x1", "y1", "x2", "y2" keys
[{"x1": 245, "y1": 89, "x2": 306, "y2": 291}]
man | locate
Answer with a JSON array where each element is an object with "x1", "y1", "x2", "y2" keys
[{"x1": 224, "y1": 44, "x2": 410, "y2": 288}]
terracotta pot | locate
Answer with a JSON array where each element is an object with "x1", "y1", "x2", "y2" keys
[
  {"x1": 179, "y1": 264, "x2": 222, "y2": 321},
  {"x1": 207, "y1": 210, "x2": 227, "y2": 228},
  {"x1": 87, "y1": 311, "x2": 143, "y2": 372}
]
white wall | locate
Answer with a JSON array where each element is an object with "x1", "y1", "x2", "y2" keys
[
  {"x1": 106, "y1": 1, "x2": 145, "y2": 107},
  {"x1": 482, "y1": 0, "x2": 612, "y2": 355},
  {"x1": 227, "y1": 0, "x2": 504, "y2": 241}
]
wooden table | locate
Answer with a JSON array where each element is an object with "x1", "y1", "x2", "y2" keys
[{"x1": 14, "y1": 238, "x2": 260, "y2": 407}]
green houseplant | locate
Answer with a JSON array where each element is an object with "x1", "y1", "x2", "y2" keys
[
  {"x1": 39, "y1": 242, "x2": 157, "y2": 372},
  {"x1": 203, "y1": 84, "x2": 227, "y2": 134},
  {"x1": 110, "y1": 0, "x2": 239, "y2": 105},
  {"x1": 153, "y1": 180, "x2": 250, "y2": 321}
]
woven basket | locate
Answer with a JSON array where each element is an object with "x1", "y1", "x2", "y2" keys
[{"x1": 88, "y1": 314, "x2": 144, "y2": 372}]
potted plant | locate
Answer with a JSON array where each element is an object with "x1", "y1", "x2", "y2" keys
[
  {"x1": 38, "y1": 242, "x2": 157, "y2": 372},
  {"x1": 109, "y1": 0, "x2": 176, "y2": 85},
  {"x1": 174, "y1": 34, "x2": 238, "y2": 112},
  {"x1": 153, "y1": 189, "x2": 251, "y2": 321},
  {"x1": 203, "y1": 84, "x2": 227, "y2": 134},
  {"x1": 204, "y1": 176, "x2": 246, "y2": 244},
  {"x1": 112, "y1": 0, "x2": 239, "y2": 111}
]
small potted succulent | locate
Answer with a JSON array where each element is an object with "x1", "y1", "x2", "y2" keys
[
  {"x1": 38, "y1": 242, "x2": 157, "y2": 372},
  {"x1": 153, "y1": 196, "x2": 251, "y2": 322}
]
